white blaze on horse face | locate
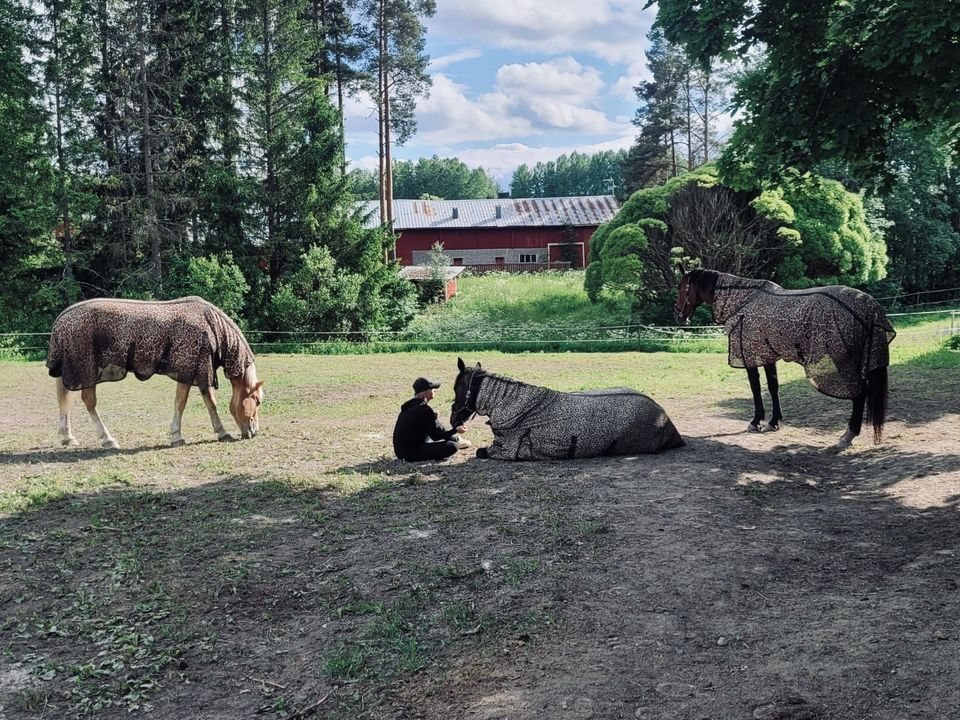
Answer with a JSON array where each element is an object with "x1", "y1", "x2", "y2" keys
[
  {"x1": 674, "y1": 277, "x2": 691, "y2": 323},
  {"x1": 230, "y1": 368, "x2": 264, "y2": 439}
]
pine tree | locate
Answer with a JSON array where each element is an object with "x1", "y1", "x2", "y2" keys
[
  {"x1": 39, "y1": 0, "x2": 99, "y2": 280},
  {"x1": 237, "y1": 0, "x2": 316, "y2": 287},
  {"x1": 0, "y1": 0, "x2": 58, "y2": 323},
  {"x1": 358, "y1": 0, "x2": 435, "y2": 253}
]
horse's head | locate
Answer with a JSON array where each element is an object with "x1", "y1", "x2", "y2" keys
[
  {"x1": 450, "y1": 357, "x2": 483, "y2": 427},
  {"x1": 673, "y1": 268, "x2": 718, "y2": 325},
  {"x1": 229, "y1": 364, "x2": 264, "y2": 439}
]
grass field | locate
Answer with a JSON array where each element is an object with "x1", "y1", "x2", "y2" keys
[{"x1": 2, "y1": 328, "x2": 960, "y2": 718}]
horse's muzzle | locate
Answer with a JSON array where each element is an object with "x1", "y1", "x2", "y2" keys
[{"x1": 673, "y1": 309, "x2": 688, "y2": 326}]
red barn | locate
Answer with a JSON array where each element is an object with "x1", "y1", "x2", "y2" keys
[{"x1": 360, "y1": 196, "x2": 619, "y2": 270}]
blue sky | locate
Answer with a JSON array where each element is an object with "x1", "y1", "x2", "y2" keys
[{"x1": 343, "y1": 1, "x2": 661, "y2": 190}]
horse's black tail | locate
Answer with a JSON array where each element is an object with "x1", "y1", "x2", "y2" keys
[{"x1": 865, "y1": 366, "x2": 887, "y2": 444}]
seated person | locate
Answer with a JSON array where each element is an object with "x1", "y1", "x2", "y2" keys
[{"x1": 393, "y1": 377, "x2": 470, "y2": 461}]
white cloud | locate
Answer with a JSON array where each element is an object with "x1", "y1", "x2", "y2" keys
[
  {"x1": 413, "y1": 74, "x2": 536, "y2": 145},
  {"x1": 430, "y1": 48, "x2": 482, "y2": 69},
  {"x1": 347, "y1": 154, "x2": 380, "y2": 173},
  {"x1": 429, "y1": 1, "x2": 657, "y2": 64},
  {"x1": 495, "y1": 57, "x2": 604, "y2": 102},
  {"x1": 611, "y1": 60, "x2": 654, "y2": 103},
  {"x1": 406, "y1": 59, "x2": 628, "y2": 146}
]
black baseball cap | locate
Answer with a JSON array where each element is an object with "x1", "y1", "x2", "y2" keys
[{"x1": 413, "y1": 377, "x2": 441, "y2": 393}]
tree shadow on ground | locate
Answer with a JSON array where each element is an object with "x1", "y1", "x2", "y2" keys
[
  {"x1": 4, "y1": 437, "x2": 960, "y2": 720},
  {"x1": 0, "y1": 439, "x2": 223, "y2": 466}
]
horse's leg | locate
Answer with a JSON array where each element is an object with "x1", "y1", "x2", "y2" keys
[
  {"x1": 56, "y1": 379, "x2": 79, "y2": 447},
  {"x1": 836, "y1": 390, "x2": 867, "y2": 450},
  {"x1": 484, "y1": 435, "x2": 511, "y2": 460},
  {"x1": 746, "y1": 367, "x2": 765, "y2": 432},
  {"x1": 763, "y1": 362, "x2": 783, "y2": 431},
  {"x1": 81, "y1": 385, "x2": 119, "y2": 449},
  {"x1": 200, "y1": 387, "x2": 234, "y2": 441},
  {"x1": 170, "y1": 382, "x2": 191, "y2": 447}
]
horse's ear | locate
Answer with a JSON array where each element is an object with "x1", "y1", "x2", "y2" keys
[
  {"x1": 679, "y1": 261, "x2": 688, "y2": 274},
  {"x1": 457, "y1": 357, "x2": 465, "y2": 372},
  {"x1": 254, "y1": 380, "x2": 265, "y2": 390},
  {"x1": 476, "y1": 362, "x2": 482, "y2": 369}
]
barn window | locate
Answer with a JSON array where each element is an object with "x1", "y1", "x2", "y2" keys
[
  {"x1": 519, "y1": 253, "x2": 537, "y2": 263},
  {"x1": 452, "y1": 257, "x2": 463, "y2": 266}
]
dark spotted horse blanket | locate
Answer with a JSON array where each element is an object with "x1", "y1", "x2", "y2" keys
[
  {"x1": 471, "y1": 372, "x2": 684, "y2": 460},
  {"x1": 710, "y1": 273, "x2": 895, "y2": 399},
  {"x1": 47, "y1": 297, "x2": 255, "y2": 391}
]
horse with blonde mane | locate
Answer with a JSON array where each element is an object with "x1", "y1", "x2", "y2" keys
[{"x1": 46, "y1": 296, "x2": 264, "y2": 448}]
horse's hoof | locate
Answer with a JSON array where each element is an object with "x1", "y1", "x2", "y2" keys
[
  {"x1": 218, "y1": 434, "x2": 236, "y2": 442},
  {"x1": 170, "y1": 438, "x2": 186, "y2": 448},
  {"x1": 102, "y1": 439, "x2": 120, "y2": 450},
  {"x1": 764, "y1": 423, "x2": 781, "y2": 433},
  {"x1": 833, "y1": 431, "x2": 856, "y2": 451},
  {"x1": 61, "y1": 437, "x2": 79, "y2": 447},
  {"x1": 747, "y1": 423, "x2": 762, "y2": 433},
  {"x1": 476, "y1": 447, "x2": 489, "y2": 459}
]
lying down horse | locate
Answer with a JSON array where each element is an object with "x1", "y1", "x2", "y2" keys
[
  {"x1": 46, "y1": 296, "x2": 264, "y2": 448},
  {"x1": 674, "y1": 269, "x2": 895, "y2": 448},
  {"x1": 450, "y1": 358, "x2": 684, "y2": 460}
]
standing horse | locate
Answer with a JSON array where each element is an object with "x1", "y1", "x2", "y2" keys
[
  {"x1": 46, "y1": 296, "x2": 264, "y2": 448},
  {"x1": 450, "y1": 358, "x2": 684, "y2": 460},
  {"x1": 673, "y1": 269, "x2": 895, "y2": 448}
]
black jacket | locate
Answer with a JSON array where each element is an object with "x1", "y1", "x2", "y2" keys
[{"x1": 393, "y1": 397, "x2": 457, "y2": 459}]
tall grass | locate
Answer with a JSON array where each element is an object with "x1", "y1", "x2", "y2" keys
[{"x1": 405, "y1": 270, "x2": 633, "y2": 334}]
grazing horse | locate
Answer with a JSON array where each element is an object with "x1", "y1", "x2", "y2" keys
[
  {"x1": 450, "y1": 357, "x2": 684, "y2": 460},
  {"x1": 673, "y1": 269, "x2": 895, "y2": 447},
  {"x1": 46, "y1": 296, "x2": 264, "y2": 448}
]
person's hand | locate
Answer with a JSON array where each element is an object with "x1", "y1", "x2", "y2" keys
[{"x1": 456, "y1": 425, "x2": 466, "y2": 434}]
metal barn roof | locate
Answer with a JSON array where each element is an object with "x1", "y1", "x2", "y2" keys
[{"x1": 358, "y1": 196, "x2": 619, "y2": 230}]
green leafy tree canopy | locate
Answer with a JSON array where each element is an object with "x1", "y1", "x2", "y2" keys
[{"x1": 652, "y1": 0, "x2": 960, "y2": 182}]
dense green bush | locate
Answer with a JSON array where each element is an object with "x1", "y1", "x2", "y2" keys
[
  {"x1": 586, "y1": 164, "x2": 889, "y2": 309},
  {"x1": 164, "y1": 253, "x2": 250, "y2": 321},
  {"x1": 268, "y1": 245, "x2": 417, "y2": 334}
]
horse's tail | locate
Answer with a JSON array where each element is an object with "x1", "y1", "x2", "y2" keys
[{"x1": 865, "y1": 366, "x2": 887, "y2": 444}]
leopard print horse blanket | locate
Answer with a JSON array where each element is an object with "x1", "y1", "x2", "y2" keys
[
  {"x1": 710, "y1": 273, "x2": 895, "y2": 399},
  {"x1": 465, "y1": 371, "x2": 684, "y2": 460},
  {"x1": 47, "y1": 297, "x2": 255, "y2": 391}
]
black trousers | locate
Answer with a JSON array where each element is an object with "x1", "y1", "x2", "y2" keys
[{"x1": 400, "y1": 439, "x2": 458, "y2": 462}]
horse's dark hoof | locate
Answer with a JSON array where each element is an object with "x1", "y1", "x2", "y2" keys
[
  {"x1": 218, "y1": 434, "x2": 236, "y2": 442},
  {"x1": 747, "y1": 423, "x2": 762, "y2": 433},
  {"x1": 476, "y1": 447, "x2": 489, "y2": 459}
]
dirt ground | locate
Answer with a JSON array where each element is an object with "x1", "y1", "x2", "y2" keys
[{"x1": 1, "y1": 353, "x2": 960, "y2": 719}]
